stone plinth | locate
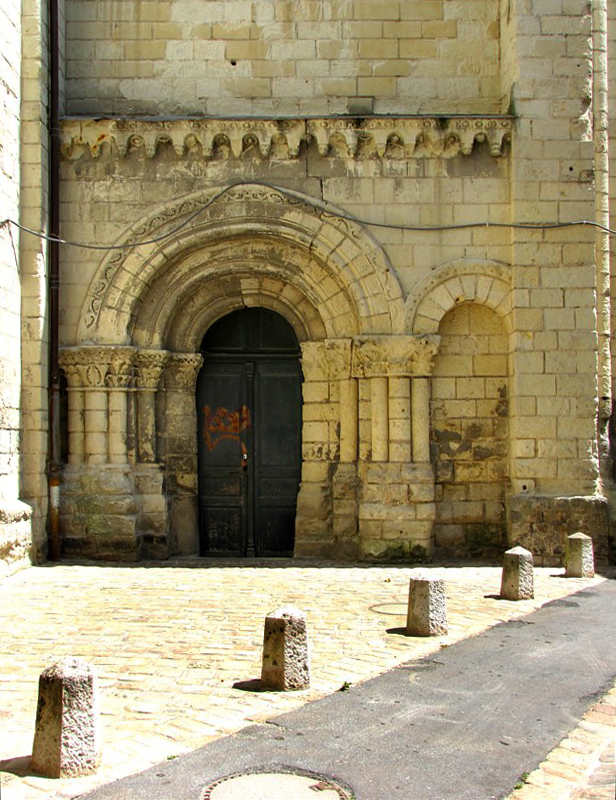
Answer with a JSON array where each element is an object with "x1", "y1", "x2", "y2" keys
[
  {"x1": 261, "y1": 606, "x2": 310, "y2": 691},
  {"x1": 31, "y1": 657, "x2": 101, "y2": 778},
  {"x1": 565, "y1": 533, "x2": 595, "y2": 578},
  {"x1": 405, "y1": 575, "x2": 448, "y2": 636},
  {"x1": 500, "y1": 546, "x2": 534, "y2": 600}
]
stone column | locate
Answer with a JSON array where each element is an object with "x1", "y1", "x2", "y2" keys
[
  {"x1": 65, "y1": 347, "x2": 118, "y2": 466},
  {"x1": 295, "y1": 339, "x2": 357, "y2": 556},
  {"x1": 371, "y1": 377, "x2": 389, "y2": 462},
  {"x1": 59, "y1": 351, "x2": 85, "y2": 466},
  {"x1": 389, "y1": 376, "x2": 411, "y2": 463},
  {"x1": 162, "y1": 353, "x2": 203, "y2": 556},
  {"x1": 352, "y1": 335, "x2": 439, "y2": 561},
  {"x1": 106, "y1": 349, "x2": 136, "y2": 465},
  {"x1": 411, "y1": 377, "x2": 431, "y2": 464},
  {"x1": 339, "y1": 378, "x2": 358, "y2": 464},
  {"x1": 134, "y1": 350, "x2": 168, "y2": 464}
]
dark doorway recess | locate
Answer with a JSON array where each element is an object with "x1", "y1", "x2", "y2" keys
[{"x1": 197, "y1": 307, "x2": 303, "y2": 557}]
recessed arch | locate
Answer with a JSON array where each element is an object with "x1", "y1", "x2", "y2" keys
[
  {"x1": 78, "y1": 183, "x2": 405, "y2": 346},
  {"x1": 405, "y1": 259, "x2": 513, "y2": 335}
]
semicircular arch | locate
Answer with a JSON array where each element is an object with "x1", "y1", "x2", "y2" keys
[
  {"x1": 404, "y1": 259, "x2": 513, "y2": 334},
  {"x1": 78, "y1": 183, "x2": 405, "y2": 345}
]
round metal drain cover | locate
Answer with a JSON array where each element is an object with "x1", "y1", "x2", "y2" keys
[{"x1": 201, "y1": 767, "x2": 354, "y2": 799}]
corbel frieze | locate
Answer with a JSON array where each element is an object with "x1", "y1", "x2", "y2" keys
[
  {"x1": 351, "y1": 335, "x2": 440, "y2": 378},
  {"x1": 61, "y1": 116, "x2": 512, "y2": 162}
]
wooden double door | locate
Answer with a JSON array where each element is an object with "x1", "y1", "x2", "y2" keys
[{"x1": 197, "y1": 308, "x2": 302, "y2": 557}]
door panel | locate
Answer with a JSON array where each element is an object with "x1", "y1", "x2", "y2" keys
[
  {"x1": 197, "y1": 362, "x2": 248, "y2": 556},
  {"x1": 254, "y1": 361, "x2": 302, "y2": 556},
  {"x1": 197, "y1": 308, "x2": 302, "y2": 558}
]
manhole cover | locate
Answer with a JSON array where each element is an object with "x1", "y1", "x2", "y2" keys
[{"x1": 201, "y1": 767, "x2": 355, "y2": 799}]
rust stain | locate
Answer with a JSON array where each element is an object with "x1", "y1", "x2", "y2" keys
[{"x1": 203, "y1": 405, "x2": 250, "y2": 451}]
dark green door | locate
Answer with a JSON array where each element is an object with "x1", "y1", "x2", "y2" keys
[{"x1": 197, "y1": 308, "x2": 302, "y2": 557}]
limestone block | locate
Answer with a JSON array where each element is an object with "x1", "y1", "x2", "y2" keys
[
  {"x1": 500, "y1": 546, "x2": 534, "y2": 600},
  {"x1": 31, "y1": 658, "x2": 101, "y2": 778},
  {"x1": 565, "y1": 532, "x2": 594, "y2": 578},
  {"x1": 261, "y1": 606, "x2": 310, "y2": 691},
  {"x1": 406, "y1": 575, "x2": 448, "y2": 636}
]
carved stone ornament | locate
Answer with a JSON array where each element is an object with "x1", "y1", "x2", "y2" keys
[
  {"x1": 105, "y1": 348, "x2": 137, "y2": 389},
  {"x1": 59, "y1": 346, "x2": 133, "y2": 389},
  {"x1": 351, "y1": 335, "x2": 440, "y2": 378},
  {"x1": 135, "y1": 350, "x2": 170, "y2": 390},
  {"x1": 61, "y1": 116, "x2": 512, "y2": 163},
  {"x1": 165, "y1": 353, "x2": 204, "y2": 390},
  {"x1": 300, "y1": 339, "x2": 352, "y2": 382}
]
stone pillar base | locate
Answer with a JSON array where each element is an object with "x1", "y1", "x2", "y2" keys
[
  {"x1": 507, "y1": 493, "x2": 612, "y2": 566},
  {"x1": 294, "y1": 463, "x2": 333, "y2": 558},
  {"x1": 358, "y1": 462, "x2": 435, "y2": 562},
  {"x1": 0, "y1": 499, "x2": 33, "y2": 578},
  {"x1": 135, "y1": 465, "x2": 169, "y2": 559},
  {"x1": 60, "y1": 466, "x2": 138, "y2": 561}
]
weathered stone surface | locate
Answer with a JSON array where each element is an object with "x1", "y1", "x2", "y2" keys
[
  {"x1": 261, "y1": 606, "x2": 310, "y2": 691},
  {"x1": 500, "y1": 546, "x2": 534, "y2": 601},
  {"x1": 406, "y1": 575, "x2": 448, "y2": 636},
  {"x1": 31, "y1": 658, "x2": 101, "y2": 778},
  {"x1": 565, "y1": 533, "x2": 595, "y2": 578}
]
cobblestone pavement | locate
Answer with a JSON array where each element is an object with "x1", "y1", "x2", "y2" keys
[{"x1": 0, "y1": 559, "x2": 613, "y2": 800}]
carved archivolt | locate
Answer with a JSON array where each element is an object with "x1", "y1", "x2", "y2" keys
[
  {"x1": 61, "y1": 117, "x2": 512, "y2": 161},
  {"x1": 78, "y1": 183, "x2": 404, "y2": 344}
]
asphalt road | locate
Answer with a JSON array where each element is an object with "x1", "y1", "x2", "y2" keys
[{"x1": 80, "y1": 579, "x2": 616, "y2": 800}]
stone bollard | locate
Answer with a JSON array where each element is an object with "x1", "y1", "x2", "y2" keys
[
  {"x1": 565, "y1": 532, "x2": 595, "y2": 578},
  {"x1": 405, "y1": 575, "x2": 448, "y2": 636},
  {"x1": 31, "y1": 657, "x2": 101, "y2": 778},
  {"x1": 261, "y1": 606, "x2": 310, "y2": 691},
  {"x1": 500, "y1": 546, "x2": 534, "y2": 600}
]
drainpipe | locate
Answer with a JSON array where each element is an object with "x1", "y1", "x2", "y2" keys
[
  {"x1": 47, "y1": 0, "x2": 61, "y2": 560},
  {"x1": 593, "y1": 0, "x2": 611, "y2": 425}
]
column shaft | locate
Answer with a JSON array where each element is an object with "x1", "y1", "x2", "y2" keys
[
  {"x1": 67, "y1": 388, "x2": 85, "y2": 465},
  {"x1": 388, "y1": 376, "x2": 411, "y2": 463},
  {"x1": 371, "y1": 377, "x2": 389, "y2": 462},
  {"x1": 412, "y1": 377, "x2": 431, "y2": 463},
  {"x1": 339, "y1": 378, "x2": 358, "y2": 463}
]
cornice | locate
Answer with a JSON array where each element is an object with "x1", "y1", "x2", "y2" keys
[{"x1": 60, "y1": 116, "x2": 512, "y2": 161}]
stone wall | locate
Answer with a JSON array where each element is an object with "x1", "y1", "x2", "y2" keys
[
  {"x1": 0, "y1": 0, "x2": 32, "y2": 575},
  {"x1": 431, "y1": 304, "x2": 509, "y2": 559},
  {"x1": 64, "y1": 0, "x2": 500, "y2": 117}
]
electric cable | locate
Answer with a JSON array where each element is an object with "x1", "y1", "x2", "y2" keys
[{"x1": 2, "y1": 178, "x2": 615, "y2": 252}]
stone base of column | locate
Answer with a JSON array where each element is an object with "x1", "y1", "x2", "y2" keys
[
  {"x1": 331, "y1": 462, "x2": 361, "y2": 560},
  {"x1": 507, "y1": 493, "x2": 611, "y2": 566},
  {"x1": 0, "y1": 499, "x2": 33, "y2": 578},
  {"x1": 358, "y1": 462, "x2": 435, "y2": 561},
  {"x1": 293, "y1": 463, "x2": 334, "y2": 558},
  {"x1": 60, "y1": 466, "x2": 139, "y2": 561},
  {"x1": 135, "y1": 465, "x2": 169, "y2": 559}
]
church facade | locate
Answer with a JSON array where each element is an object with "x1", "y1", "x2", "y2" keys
[{"x1": 2, "y1": 0, "x2": 616, "y2": 573}]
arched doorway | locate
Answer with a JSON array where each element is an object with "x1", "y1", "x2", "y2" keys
[{"x1": 197, "y1": 307, "x2": 302, "y2": 557}]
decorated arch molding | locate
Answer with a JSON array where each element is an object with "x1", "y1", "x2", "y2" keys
[
  {"x1": 404, "y1": 259, "x2": 513, "y2": 334},
  {"x1": 78, "y1": 183, "x2": 405, "y2": 346}
]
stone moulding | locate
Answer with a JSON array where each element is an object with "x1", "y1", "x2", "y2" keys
[{"x1": 60, "y1": 116, "x2": 513, "y2": 161}]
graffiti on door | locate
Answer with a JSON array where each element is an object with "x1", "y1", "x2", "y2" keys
[{"x1": 202, "y1": 404, "x2": 251, "y2": 452}]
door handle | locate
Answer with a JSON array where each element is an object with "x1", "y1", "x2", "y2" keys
[{"x1": 241, "y1": 444, "x2": 248, "y2": 468}]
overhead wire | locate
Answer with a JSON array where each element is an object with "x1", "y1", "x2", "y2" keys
[{"x1": 2, "y1": 178, "x2": 616, "y2": 252}]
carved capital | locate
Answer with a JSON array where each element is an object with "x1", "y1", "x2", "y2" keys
[
  {"x1": 135, "y1": 349, "x2": 169, "y2": 390},
  {"x1": 165, "y1": 353, "x2": 204, "y2": 391},
  {"x1": 351, "y1": 335, "x2": 440, "y2": 378},
  {"x1": 59, "y1": 346, "x2": 132, "y2": 388},
  {"x1": 106, "y1": 348, "x2": 137, "y2": 388},
  {"x1": 301, "y1": 339, "x2": 352, "y2": 382}
]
